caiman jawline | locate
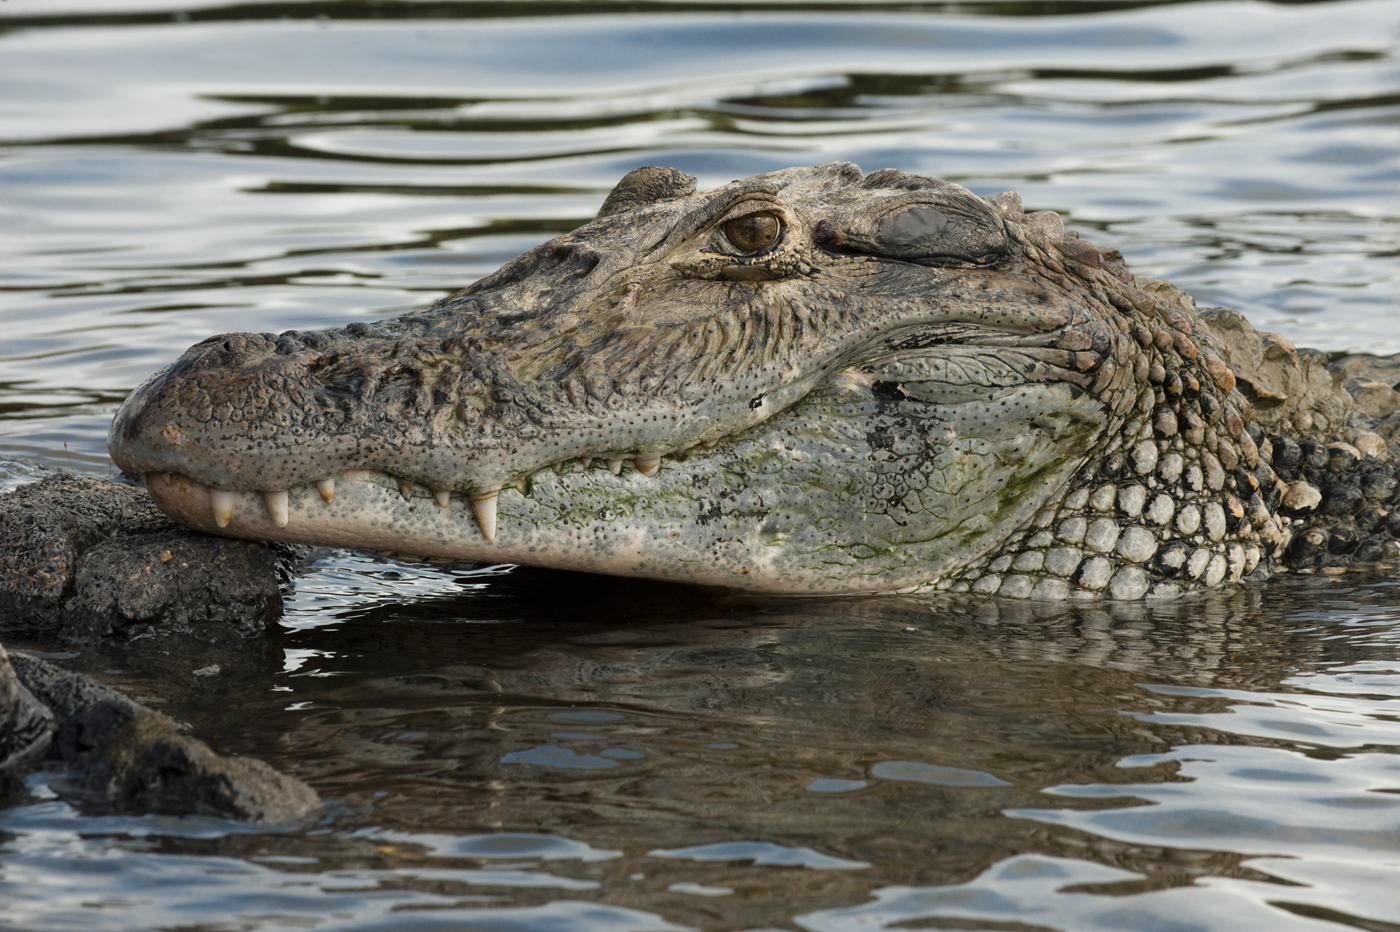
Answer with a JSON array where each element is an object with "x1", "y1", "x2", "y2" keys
[{"x1": 146, "y1": 445, "x2": 706, "y2": 543}]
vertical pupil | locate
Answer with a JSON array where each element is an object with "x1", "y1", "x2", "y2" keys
[{"x1": 725, "y1": 214, "x2": 779, "y2": 253}]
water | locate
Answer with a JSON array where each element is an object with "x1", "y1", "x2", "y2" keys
[{"x1": 1, "y1": 0, "x2": 1399, "y2": 928}]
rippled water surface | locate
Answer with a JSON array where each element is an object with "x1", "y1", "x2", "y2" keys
[{"x1": 2, "y1": 1, "x2": 1399, "y2": 929}]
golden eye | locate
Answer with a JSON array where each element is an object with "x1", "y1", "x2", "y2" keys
[{"x1": 722, "y1": 212, "x2": 781, "y2": 254}]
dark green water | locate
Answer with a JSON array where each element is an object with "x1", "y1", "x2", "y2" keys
[{"x1": 2, "y1": 1, "x2": 1399, "y2": 929}]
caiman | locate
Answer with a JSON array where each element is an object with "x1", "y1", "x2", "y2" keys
[{"x1": 106, "y1": 163, "x2": 1400, "y2": 599}]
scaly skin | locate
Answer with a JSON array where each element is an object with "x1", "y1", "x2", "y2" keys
[{"x1": 108, "y1": 163, "x2": 1400, "y2": 597}]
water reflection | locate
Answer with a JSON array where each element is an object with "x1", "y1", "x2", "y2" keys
[{"x1": 8, "y1": 555, "x2": 1397, "y2": 929}]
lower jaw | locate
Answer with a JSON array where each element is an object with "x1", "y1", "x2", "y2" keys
[{"x1": 143, "y1": 470, "x2": 810, "y2": 591}]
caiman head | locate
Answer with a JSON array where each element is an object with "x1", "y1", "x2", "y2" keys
[{"x1": 109, "y1": 162, "x2": 1287, "y2": 597}]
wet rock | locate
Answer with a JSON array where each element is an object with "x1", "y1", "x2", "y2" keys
[
  {"x1": 0, "y1": 644, "x2": 55, "y2": 798},
  {"x1": 0, "y1": 475, "x2": 169, "y2": 626},
  {"x1": 6, "y1": 651, "x2": 319, "y2": 823},
  {"x1": 1, "y1": 475, "x2": 300, "y2": 640},
  {"x1": 60, "y1": 530, "x2": 287, "y2": 641}
]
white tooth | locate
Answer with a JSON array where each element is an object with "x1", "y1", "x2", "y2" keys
[
  {"x1": 398, "y1": 479, "x2": 414, "y2": 501},
  {"x1": 469, "y1": 489, "x2": 500, "y2": 541},
  {"x1": 433, "y1": 489, "x2": 451, "y2": 508},
  {"x1": 580, "y1": 457, "x2": 593, "y2": 469},
  {"x1": 515, "y1": 476, "x2": 528, "y2": 495},
  {"x1": 263, "y1": 490, "x2": 289, "y2": 528},
  {"x1": 211, "y1": 490, "x2": 235, "y2": 528},
  {"x1": 606, "y1": 458, "x2": 623, "y2": 475},
  {"x1": 316, "y1": 477, "x2": 336, "y2": 503},
  {"x1": 551, "y1": 462, "x2": 562, "y2": 473},
  {"x1": 635, "y1": 455, "x2": 661, "y2": 477}
]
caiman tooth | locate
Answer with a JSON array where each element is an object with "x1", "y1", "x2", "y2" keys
[
  {"x1": 634, "y1": 455, "x2": 661, "y2": 477},
  {"x1": 316, "y1": 477, "x2": 336, "y2": 503},
  {"x1": 580, "y1": 457, "x2": 593, "y2": 469},
  {"x1": 469, "y1": 489, "x2": 500, "y2": 541},
  {"x1": 263, "y1": 490, "x2": 289, "y2": 528},
  {"x1": 515, "y1": 476, "x2": 528, "y2": 495},
  {"x1": 433, "y1": 489, "x2": 451, "y2": 508},
  {"x1": 605, "y1": 458, "x2": 624, "y2": 475},
  {"x1": 210, "y1": 490, "x2": 235, "y2": 528},
  {"x1": 550, "y1": 462, "x2": 562, "y2": 474},
  {"x1": 397, "y1": 479, "x2": 414, "y2": 501}
]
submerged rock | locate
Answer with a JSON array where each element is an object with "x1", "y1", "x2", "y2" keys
[{"x1": 2, "y1": 647, "x2": 319, "y2": 823}]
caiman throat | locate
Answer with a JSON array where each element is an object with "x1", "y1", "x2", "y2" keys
[{"x1": 108, "y1": 163, "x2": 1400, "y2": 598}]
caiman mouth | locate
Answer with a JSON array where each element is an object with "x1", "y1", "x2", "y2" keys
[{"x1": 141, "y1": 428, "x2": 750, "y2": 545}]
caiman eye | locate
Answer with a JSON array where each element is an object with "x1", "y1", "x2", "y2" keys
[{"x1": 721, "y1": 212, "x2": 781, "y2": 254}]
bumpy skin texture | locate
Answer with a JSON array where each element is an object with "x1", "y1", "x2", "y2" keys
[{"x1": 108, "y1": 163, "x2": 1400, "y2": 598}]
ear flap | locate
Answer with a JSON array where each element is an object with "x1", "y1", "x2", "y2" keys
[{"x1": 596, "y1": 166, "x2": 698, "y2": 219}]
